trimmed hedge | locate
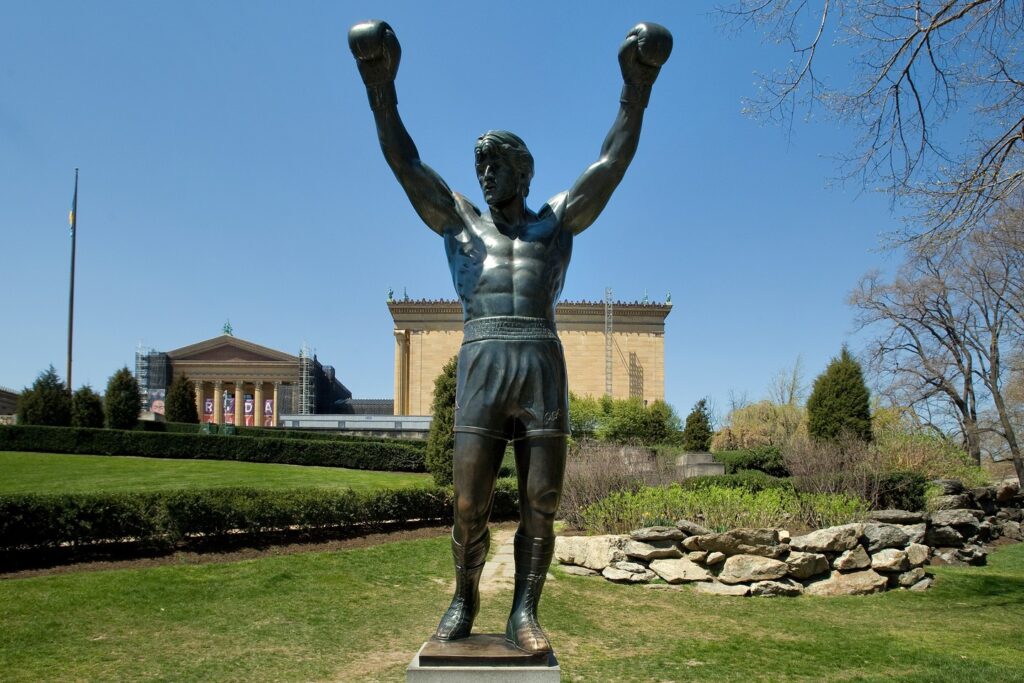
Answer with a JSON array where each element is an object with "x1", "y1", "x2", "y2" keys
[
  {"x1": 681, "y1": 470, "x2": 795, "y2": 493},
  {"x1": 0, "y1": 425, "x2": 425, "y2": 472},
  {"x1": 0, "y1": 479, "x2": 519, "y2": 551},
  {"x1": 712, "y1": 447, "x2": 790, "y2": 477},
  {"x1": 134, "y1": 420, "x2": 427, "y2": 449}
]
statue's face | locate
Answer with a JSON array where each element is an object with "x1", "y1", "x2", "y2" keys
[{"x1": 476, "y1": 147, "x2": 521, "y2": 207}]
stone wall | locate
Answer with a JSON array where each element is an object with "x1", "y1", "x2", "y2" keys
[{"x1": 555, "y1": 481, "x2": 1023, "y2": 597}]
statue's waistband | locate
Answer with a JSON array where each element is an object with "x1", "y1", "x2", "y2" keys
[{"x1": 463, "y1": 316, "x2": 559, "y2": 342}]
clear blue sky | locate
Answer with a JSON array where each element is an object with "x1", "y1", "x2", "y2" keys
[{"x1": 1, "y1": 1, "x2": 912, "y2": 421}]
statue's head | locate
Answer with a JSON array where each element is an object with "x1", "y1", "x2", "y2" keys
[{"x1": 475, "y1": 130, "x2": 534, "y2": 205}]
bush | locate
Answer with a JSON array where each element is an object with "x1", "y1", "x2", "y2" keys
[
  {"x1": 558, "y1": 440, "x2": 660, "y2": 529},
  {"x1": 580, "y1": 484, "x2": 868, "y2": 534},
  {"x1": 70, "y1": 385, "x2": 104, "y2": 428},
  {"x1": 873, "y1": 432, "x2": 989, "y2": 486},
  {"x1": 0, "y1": 482, "x2": 520, "y2": 551},
  {"x1": 680, "y1": 470, "x2": 794, "y2": 493},
  {"x1": 425, "y1": 356, "x2": 457, "y2": 486},
  {"x1": 0, "y1": 425, "x2": 426, "y2": 472},
  {"x1": 17, "y1": 366, "x2": 70, "y2": 427},
  {"x1": 680, "y1": 398, "x2": 713, "y2": 452},
  {"x1": 877, "y1": 470, "x2": 927, "y2": 511},
  {"x1": 164, "y1": 375, "x2": 199, "y2": 424},
  {"x1": 134, "y1": 421, "x2": 428, "y2": 450},
  {"x1": 105, "y1": 367, "x2": 141, "y2": 430},
  {"x1": 713, "y1": 447, "x2": 790, "y2": 477},
  {"x1": 711, "y1": 401, "x2": 805, "y2": 451},
  {"x1": 807, "y1": 347, "x2": 872, "y2": 442}
]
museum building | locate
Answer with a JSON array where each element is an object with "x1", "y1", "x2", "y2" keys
[{"x1": 388, "y1": 297, "x2": 672, "y2": 416}]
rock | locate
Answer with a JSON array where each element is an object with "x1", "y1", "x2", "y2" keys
[
  {"x1": 682, "y1": 536, "x2": 703, "y2": 551},
  {"x1": 863, "y1": 523, "x2": 911, "y2": 552},
  {"x1": 931, "y1": 479, "x2": 965, "y2": 495},
  {"x1": 693, "y1": 581, "x2": 750, "y2": 597},
  {"x1": 718, "y1": 554, "x2": 789, "y2": 584},
  {"x1": 833, "y1": 546, "x2": 871, "y2": 572},
  {"x1": 897, "y1": 523, "x2": 927, "y2": 544},
  {"x1": 972, "y1": 487, "x2": 997, "y2": 513},
  {"x1": 909, "y1": 577, "x2": 934, "y2": 591},
  {"x1": 675, "y1": 519, "x2": 712, "y2": 536},
  {"x1": 905, "y1": 543, "x2": 930, "y2": 567},
  {"x1": 705, "y1": 551, "x2": 726, "y2": 565},
  {"x1": 623, "y1": 539, "x2": 683, "y2": 561},
  {"x1": 930, "y1": 494, "x2": 974, "y2": 511},
  {"x1": 995, "y1": 482, "x2": 1019, "y2": 504},
  {"x1": 686, "y1": 551, "x2": 708, "y2": 563},
  {"x1": 897, "y1": 567, "x2": 926, "y2": 587},
  {"x1": 866, "y1": 509, "x2": 925, "y2": 524},
  {"x1": 956, "y1": 544, "x2": 987, "y2": 566},
  {"x1": 643, "y1": 583, "x2": 681, "y2": 591},
  {"x1": 871, "y1": 548, "x2": 910, "y2": 572},
  {"x1": 602, "y1": 565, "x2": 654, "y2": 583},
  {"x1": 630, "y1": 526, "x2": 686, "y2": 543},
  {"x1": 555, "y1": 535, "x2": 628, "y2": 571},
  {"x1": 804, "y1": 569, "x2": 888, "y2": 596},
  {"x1": 790, "y1": 523, "x2": 863, "y2": 553},
  {"x1": 778, "y1": 529, "x2": 791, "y2": 543},
  {"x1": 929, "y1": 509, "x2": 983, "y2": 529},
  {"x1": 611, "y1": 560, "x2": 652, "y2": 574},
  {"x1": 696, "y1": 528, "x2": 783, "y2": 558},
  {"x1": 785, "y1": 551, "x2": 830, "y2": 579},
  {"x1": 560, "y1": 565, "x2": 600, "y2": 577},
  {"x1": 649, "y1": 558, "x2": 711, "y2": 584},
  {"x1": 1001, "y1": 520, "x2": 1023, "y2": 541},
  {"x1": 925, "y1": 525, "x2": 964, "y2": 548},
  {"x1": 750, "y1": 579, "x2": 803, "y2": 597},
  {"x1": 931, "y1": 548, "x2": 965, "y2": 565}
]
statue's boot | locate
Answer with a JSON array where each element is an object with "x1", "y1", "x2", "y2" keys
[
  {"x1": 434, "y1": 530, "x2": 489, "y2": 641},
  {"x1": 505, "y1": 533, "x2": 555, "y2": 654}
]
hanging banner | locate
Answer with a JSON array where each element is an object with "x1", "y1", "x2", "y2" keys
[
  {"x1": 203, "y1": 398, "x2": 215, "y2": 423},
  {"x1": 223, "y1": 394, "x2": 235, "y2": 423},
  {"x1": 263, "y1": 398, "x2": 274, "y2": 426},
  {"x1": 244, "y1": 397, "x2": 255, "y2": 426},
  {"x1": 147, "y1": 389, "x2": 166, "y2": 416}
]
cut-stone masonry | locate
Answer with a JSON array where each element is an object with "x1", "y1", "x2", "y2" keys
[{"x1": 554, "y1": 479, "x2": 1023, "y2": 598}]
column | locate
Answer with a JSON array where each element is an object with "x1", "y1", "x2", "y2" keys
[
  {"x1": 234, "y1": 382, "x2": 245, "y2": 427},
  {"x1": 394, "y1": 329, "x2": 409, "y2": 415},
  {"x1": 213, "y1": 381, "x2": 224, "y2": 425},
  {"x1": 253, "y1": 381, "x2": 264, "y2": 428},
  {"x1": 194, "y1": 380, "x2": 204, "y2": 420},
  {"x1": 272, "y1": 382, "x2": 280, "y2": 427}
]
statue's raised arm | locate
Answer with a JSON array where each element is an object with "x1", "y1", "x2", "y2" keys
[
  {"x1": 560, "y1": 23, "x2": 672, "y2": 235},
  {"x1": 349, "y1": 20, "x2": 460, "y2": 236}
]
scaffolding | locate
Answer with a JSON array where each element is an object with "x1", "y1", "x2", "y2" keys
[
  {"x1": 298, "y1": 343, "x2": 315, "y2": 415},
  {"x1": 604, "y1": 287, "x2": 613, "y2": 397},
  {"x1": 135, "y1": 345, "x2": 170, "y2": 410}
]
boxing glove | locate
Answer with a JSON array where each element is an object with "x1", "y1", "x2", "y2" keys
[
  {"x1": 349, "y1": 20, "x2": 402, "y2": 87},
  {"x1": 618, "y1": 22, "x2": 672, "y2": 107}
]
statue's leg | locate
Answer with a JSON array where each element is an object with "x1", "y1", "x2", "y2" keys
[
  {"x1": 506, "y1": 435, "x2": 567, "y2": 654},
  {"x1": 434, "y1": 431, "x2": 506, "y2": 641}
]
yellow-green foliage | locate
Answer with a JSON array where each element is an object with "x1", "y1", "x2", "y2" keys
[
  {"x1": 711, "y1": 400, "x2": 806, "y2": 451},
  {"x1": 874, "y1": 432, "x2": 990, "y2": 487}
]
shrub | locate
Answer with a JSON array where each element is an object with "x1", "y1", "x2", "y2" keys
[
  {"x1": 70, "y1": 385, "x2": 104, "y2": 428},
  {"x1": 568, "y1": 393, "x2": 603, "y2": 440},
  {"x1": 580, "y1": 484, "x2": 867, "y2": 534},
  {"x1": 0, "y1": 483, "x2": 520, "y2": 552},
  {"x1": 713, "y1": 447, "x2": 790, "y2": 477},
  {"x1": 425, "y1": 356, "x2": 457, "y2": 486},
  {"x1": 711, "y1": 401, "x2": 806, "y2": 451},
  {"x1": 783, "y1": 433, "x2": 886, "y2": 505},
  {"x1": 877, "y1": 470, "x2": 928, "y2": 511},
  {"x1": 806, "y1": 347, "x2": 872, "y2": 442},
  {"x1": 164, "y1": 375, "x2": 199, "y2": 424},
  {"x1": 874, "y1": 432, "x2": 989, "y2": 486},
  {"x1": 558, "y1": 440, "x2": 659, "y2": 529},
  {"x1": 17, "y1": 366, "x2": 70, "y2": 427},
  {"x1": 105, "y1": 367, "x2": 141, "y2": 430},
  {"x1": 680, "y1": 398, "x2": 713, "y2": 452},
  {"x1": 0, "y1": 425, "x2": 426, "y2": 472},
  {"x1": 680, "y1": 470, "x2": 794, "y2": 493}
]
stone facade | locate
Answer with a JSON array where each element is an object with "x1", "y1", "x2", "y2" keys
[{"x1": 388, "y1": 299, "x2": 671, "y2": 416}]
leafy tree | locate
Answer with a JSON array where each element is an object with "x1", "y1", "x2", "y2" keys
[
  {"x1": 646, "y1": 400, "x2": 682, "y2": 445},
  {"x1": 807, "y1": 347, "x2": 872, "y2": 443},
  {"x1": 164, "y1": 374, "x2": 199, "y2": 424},
  {"x1": 16, "y1": 365, "x2": 70, "y2": 426},
  {"x1": 596, "y1": 397, "x2": 680, "y2": 445},
  {"x1": 104, "y1": 367, "x2": 141, "y2": 430},
  {"x1": 568, "y1": 393, "x2": 602, "y2": 440},
  {"x1": 70, "y1": 385, "x2": 104, "y2": 428},
  {"x1": 681, "y1": 398, "x2": 713, "y2": 452},
  {"x1": 711, "y1": 400, "x2": 806, "y2": 451},
  {"x1": 425, "y1": 355, "x2": 458, "y2": 486}
]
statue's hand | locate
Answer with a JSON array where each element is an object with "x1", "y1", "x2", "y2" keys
[
  {"x1": 618, "y1": 22, "x2": 672, "y2": 87},
  {"x1": 349, "y1": 20, "x2": 401, "y2": 86}
]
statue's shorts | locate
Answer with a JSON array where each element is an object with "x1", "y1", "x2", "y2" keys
[{"x1": 454, "y1": 316, "x2": 570, "y2": 442}]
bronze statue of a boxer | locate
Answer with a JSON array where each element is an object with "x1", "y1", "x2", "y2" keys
[{"x1": 348, "y1": 20, "x2": 671, "y2": 654}]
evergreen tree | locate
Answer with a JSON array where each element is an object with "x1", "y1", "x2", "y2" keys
[
  {"x1": 16, "y1": 365, "x2": 70, "y2": 426},
  {"x1": 425, "y1": 355, "x2": 458, "y2": 486},
  {"x1": 104, "y1": 367, "x2": 141, "y2": 430},
  {"x1": 70, "y1": 385, "x2": 104, "y2": 428},
  {"x1": 807, "y1": 347, "x2": 873, "y2": 442},
  {"x1": 681, "y1": 398, "x2": 713, "y2": 451},
  {"x1": 164, "y1": 374, "x2": 199, "y2": 424}
]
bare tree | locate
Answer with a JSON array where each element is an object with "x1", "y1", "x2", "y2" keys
[
  {"x1": 851, "y1": 206, "x2": 1024, "y2": 482},
  {"x1": 722, "y1": 0, "x2": 1024, "y2": 244},
  {"x1": 767, "y1": 354, "x2": 807, "y2": 405}
]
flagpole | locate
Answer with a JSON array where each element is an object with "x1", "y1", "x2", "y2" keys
[{"x1": 67, "y1": 168, "x2": 78, "y2": 394}]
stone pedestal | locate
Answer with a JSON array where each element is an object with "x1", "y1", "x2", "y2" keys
[{"x1": 407, "y1": 634, "x2": 560, "y2": 682}]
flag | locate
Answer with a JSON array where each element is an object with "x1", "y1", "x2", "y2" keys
[{"x1": 69, "y1": 169, "x2": 78, "y2": 236}]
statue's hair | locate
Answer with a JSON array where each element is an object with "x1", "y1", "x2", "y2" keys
[{"x1": 475, "y1": 130, "x2": 534, "y2": 197}]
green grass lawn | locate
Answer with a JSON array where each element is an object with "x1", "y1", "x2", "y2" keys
[
  {"x1": 0, "y1": 451, "x2": 431, "y2": 495},
  {"x1": 1, "y1": 536, "x2": 1022, "y2": 682}
]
